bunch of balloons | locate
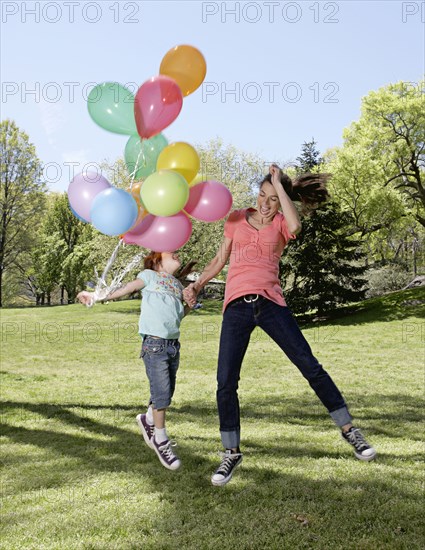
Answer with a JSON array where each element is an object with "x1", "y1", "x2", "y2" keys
[{"x1": 67, "y1": 45, "x2": 233, "y2": 252}]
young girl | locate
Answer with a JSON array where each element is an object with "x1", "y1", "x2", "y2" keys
[{"x1": 77, "y1": 251, "x2": 191, "y2": 471}]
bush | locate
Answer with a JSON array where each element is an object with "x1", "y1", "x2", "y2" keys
[{"x1": 365, "y1": 264, "x2": 411, "y2": 298}]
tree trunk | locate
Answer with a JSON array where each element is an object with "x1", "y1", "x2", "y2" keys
[
  {"x1": 0, "y1": 266, "x2": 3, "y2": 308},
  {"x1": 60, "y1": 285, "x2": 64, "y2": 305}
]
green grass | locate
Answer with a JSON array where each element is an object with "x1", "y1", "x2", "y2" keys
[{"x1": 1, "y1": 288, "x2": 424, "y2": 550}]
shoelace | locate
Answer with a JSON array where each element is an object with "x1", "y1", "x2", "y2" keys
[
  {"x1": 217, "y1": 451, "x2": 241, "y2": 475},
  {"x1": 158, "y1": 440, "x2": 178, "y2": 459},
  {"x1": 346, "y1": 429, "x2": 368, "y2": 450}
]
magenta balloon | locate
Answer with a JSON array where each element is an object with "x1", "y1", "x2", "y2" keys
[
  {"x1": 122, "y1": 212, "x2": 192, "y2": 252},
  {"x1": 67, "y1": 172, "x2": 111, "y2": 222},
  {"x1": 184, "y1": 180, "x2": 233, "y2": 222},
  {"x1": 134, "y1": 75, "x2": 183, "y2": 139}
]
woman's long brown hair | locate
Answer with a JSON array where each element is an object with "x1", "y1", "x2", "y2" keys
[{"x1": 261, "y1": 171, "x2": 331, "y2": 214}]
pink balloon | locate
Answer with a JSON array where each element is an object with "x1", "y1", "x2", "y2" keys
[
  {"x1": 122, "y1": 212, "x2": 192, "y2": 252},
  {"x1": 67, "y1": 172, "x2": 111, "y2": 222},
  {"x1": 134, "y1": 76, "x2": 183, "y2": 139},
  {"x1": 184, "y1": 180, "x2": 233, "y2": 222}
]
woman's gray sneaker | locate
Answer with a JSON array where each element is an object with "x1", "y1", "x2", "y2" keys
[
  {"x1": 342, "y1": 427, "x2": 376, "y2": 461},
  {"x1": 211, "y1": 449, "x2": 243, "y2": 486}
]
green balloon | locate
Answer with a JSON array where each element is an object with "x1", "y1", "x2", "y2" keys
[
  {"x1": 141, "y1": 170, "x2": 189, "y2": 217},
  {"x1": 87, "y1": 82, "x2": 137, "y2": 135},
  {"x1": 125, "y1": 134, "x2": 168, "y2": 180}
]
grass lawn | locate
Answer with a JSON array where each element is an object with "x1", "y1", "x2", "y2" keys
[{"x1": 1, "y1": 288, "x2": 424, "y2": 549}]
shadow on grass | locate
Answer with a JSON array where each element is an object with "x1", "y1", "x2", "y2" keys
[
  {"x1": 2, "y1": 389, "x2": 423, "y2": 472},
  {"x1": 1, "y1": 392, "x2": 424, "y2": 548},
  {"x1": 175, "y1": 392, "x2": 424, "y2": 434}
]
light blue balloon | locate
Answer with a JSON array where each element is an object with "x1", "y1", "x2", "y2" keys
[{"x1": 90, "y1": 188, "x2": 138, "y2": 236}]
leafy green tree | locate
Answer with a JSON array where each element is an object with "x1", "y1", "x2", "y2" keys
[
  {"x1": 40, "y1": 193, "x2": 95, "y2": 303},
  {"x1": 324, "y1": 80, "x2": 424, "y2": 275},
  {"x1": 0, "y1": 119, "x2": 47, "y2": 306},
  {"x1": 28, "y1": 234, "x2": 66, "y2": 305},
  {"x1": 344, "y1": 80, "x2": 425, "y2": 227},
  {"x1": 325, "y1": 145, "x2": 407, "y2": 237}
]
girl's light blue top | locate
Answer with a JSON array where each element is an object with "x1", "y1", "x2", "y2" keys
[{"x1": 137, "y1": 270, "x2": 184, "y2": 339}]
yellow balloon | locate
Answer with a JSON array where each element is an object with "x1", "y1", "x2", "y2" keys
[
  {"x1": 160, "y1": 45, "x2": 207, "y2": 97},
  {"x1": 157, "y1": 142, "x2": 200, "y2": 184}
]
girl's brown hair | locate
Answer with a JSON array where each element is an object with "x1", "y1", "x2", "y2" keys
[
  {"x1": 261, "y1": 171, "x2": 331, "y2": 214},
  {"x1": 143, "y1": 251, "x2": 163, "y2": 271}
]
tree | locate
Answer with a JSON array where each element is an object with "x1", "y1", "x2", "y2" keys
[
  {"x1": 296, "y1": 139, "x2": 323, "y2": 173},
  {"x1": 281, "y1": 141, "x2": 368, "y2": 315},
  {"x1": 323, "y1": 80, "x2": 424, "y2": 275},
  {"x1": 40, "y1": 193, "x2": 95, "y2": 303},
  {"x1": 28, "y1": 233, "x2": 66, "y2": 305},
  {"x1": 344, "y1": 80, "x2": 425, "y2": 227},
  {"x1": 325, "y1": 145, "x2": 408, "y2": 237},
  {"x1": 0, "y1": 120, "x2": 47, "y2": 306},
  {"x1": 281, "y1": 203, "x2": 368, "y2": 315}
]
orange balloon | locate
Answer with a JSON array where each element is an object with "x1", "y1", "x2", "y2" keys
[
  {"x1": 129, "y1": 181, "x2": 142, "y2": 202},
  {"x1": 160, "y1": 45, "x2": 207, "y2": 97},
  {"x1": 127, "y1": 182, "x2": 148, "y2": 221}
]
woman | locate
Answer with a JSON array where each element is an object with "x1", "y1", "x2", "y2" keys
[{"x1": 183, "y1": 164, "x2": 376, "y2": 487}]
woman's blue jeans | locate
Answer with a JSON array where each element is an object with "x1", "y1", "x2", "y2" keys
[{"x1": 217, "y1": 296, "x2": 352, "y2": 449}]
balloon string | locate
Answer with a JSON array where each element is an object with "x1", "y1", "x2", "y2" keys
[
  {"x1": 129, "y1": 140, "x2": 146, "y2": 191},
  {"x1": 92, "y1": 238, "x2": 145, "y2": 303}
]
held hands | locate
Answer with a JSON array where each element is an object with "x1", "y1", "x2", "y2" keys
[{"x1": 183, "y1": 283, "x2": 198, "y2": 308}]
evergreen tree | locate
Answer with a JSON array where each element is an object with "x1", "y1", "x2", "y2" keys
[
  {"x1": 281, "y1": 202, "x2": 368, "y2": 315},
  {"x1": 296, "y1": 139, "x2": 323, "y2": 173},
  {"x1": 281, "y1": 140, "x2": 368, "y2": 315}
]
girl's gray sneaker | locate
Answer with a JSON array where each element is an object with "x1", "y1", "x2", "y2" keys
[
  {"x1": 136, "y1": 414, "x2": 154, "y2": 449},
  {"x1": 152, "y1": 438, "x2": 181, "y2": 470}
]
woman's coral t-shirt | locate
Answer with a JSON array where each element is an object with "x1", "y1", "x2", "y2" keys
[{"x1": 223, "y1": 208, "x2": 296, "y2": 311}]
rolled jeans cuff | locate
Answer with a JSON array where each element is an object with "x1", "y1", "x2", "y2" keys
[
  {"x1": 220, "y1": 429, "x2": 240, "y2": 449},
  {"x1": 330, "y1": 406, "x2": 352, "y2": 428}
]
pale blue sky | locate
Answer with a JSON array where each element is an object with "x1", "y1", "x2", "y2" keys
[{"x1": 2, "y1": 0, "x2": 424, "y2": 191}]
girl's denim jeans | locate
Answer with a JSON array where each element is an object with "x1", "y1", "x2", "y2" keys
[
  {"x1": 217, "y1": 296, "x2": 352, "y2": 449},
  {"x1": 141, "y1": 336, "x2": 180, "y2": 410}
]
